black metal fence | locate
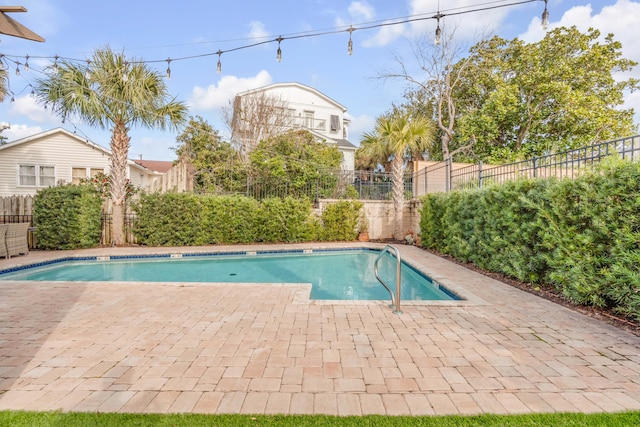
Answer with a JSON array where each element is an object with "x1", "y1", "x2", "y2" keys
[
  {"x1": 203, "y1": 169, "x2": 414, "y2": 201},
  {"x1": 100, "y1": 213, "x2": 137, "y2": 246},
  {"x1": 413, "y1": 135, "x2": 640, "y2": 193}
]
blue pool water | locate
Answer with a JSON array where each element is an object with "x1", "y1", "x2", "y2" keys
[{"x1": 0, "y1": 249, "x2": 459, "y2": 301}]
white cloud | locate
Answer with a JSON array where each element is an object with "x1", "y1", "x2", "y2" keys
[
  {"x1": 362, "y1": 0, "x2": 514, "y2": 47},
  {"x1": 189, "y1": 70, "x2": 273, "y2": 111},
  {"x1": 9, "y1": 95, "x2": 57, "y2": 124},
  {"x1": 349, "y1": 1, "x2": 375, "y2": 21},
  {"x1": 345, "y1": 113, "x2": 375, "y2": 145},
  {"x1": 247, "y1": 21, "x2": 270, "y2": 41},
  {"x1": 362, "y1": 22, "x2": 407, "y2": 48},
  {"x1": 3, "y1": 123, "x2": 44, "y2": 142}
]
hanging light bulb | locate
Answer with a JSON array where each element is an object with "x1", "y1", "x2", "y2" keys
[
  {"x1": 435, "y1": 14, "x2": 442, "y2": 46},
  {"x1": 122, "y1": 61, "x2": 129, "y2": 82},
  {"x1": 15, "y1": 63, "x2": 20, "y2": 76},
  {"x1": 216, "y1": 50, "x2": 222, "y2": 74},
  {"x1": 85, "y1": 60, "x2": 91, "y2": 79},
  {"x1": 347, "y1": 26, "x2": 354, "y2": 56},
  {"x1": 276, "y1": 36, "x2": 283, "y2": 63},
  {"x1": 541, "y1": 0, "x2": 549, "y2": 30},
  {"x1": 24, "y1": 55, "x2": 29, "y2": 72},
  {"x1": 166, "y1": 58, "x2": 171, "y2": 80},
  {"x1": 52, "y1": 55, "x2": 59, "y2": 74}
]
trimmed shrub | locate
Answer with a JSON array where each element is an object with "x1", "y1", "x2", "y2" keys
[
  {"x1": 320, "y1": 200, "x2": 362, "y2": 241},
  {"x1": 33, "y1": 184, "x2": 102, "y2": 250},
  {"x1": 419, "y1": 158, "x2": 640, "y2": 322}
]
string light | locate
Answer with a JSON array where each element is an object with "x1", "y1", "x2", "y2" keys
[
  {"x1": 216, "y1": 50, "x2": 222, "y2": 74},
  {"x1": 24, "y1": 55, "x2": 29, "y2": 72},
  {"x1": 85, "y1": 60, "x2": 91, "y2": 79},
  {"x1": 122, "y1": 61, "x2": 129, "y2": 82},
  {"x1": 276, "y1": 36, "x2": 283, "y2": 62},
  {"x1": 15, "y1": 62, "x2": 20, "y2": 76},
  {"x1": 541, "y1": 0, "x2": 549, "y2": 30},
  {"x1": 0, "y1": 0, "x2": 547, "y2": 84},
  {"x1": 435, "y1": 14, "x2": 442, "y2": 46}
]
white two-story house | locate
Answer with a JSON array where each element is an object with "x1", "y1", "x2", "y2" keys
[{"x1": 232, "y1": 82, "x2": 356, "y2": 171}]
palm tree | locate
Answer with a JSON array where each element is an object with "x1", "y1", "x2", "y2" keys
[
  {"x1": 360, "y1": 108, "x2": 435, "y2": 240},
  {"x1": 35, "y1": 47, "x2": 188, "y2": 245},
  {"x1": 0, "y1": 67, "x2": 8, "y2": 102}
]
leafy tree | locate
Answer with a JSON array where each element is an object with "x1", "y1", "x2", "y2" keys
[
  {"x1": 360, "y1": 107, "x2": 436, "y2": 239},
  {"x1": 34, "y1": 46, "x2": 188, "y2": 245},
  {"x1": 173, "y1": 116, "x2": 246, "y2": 194},
  {"x1": 249, "y1": 130, "x2": 342, "y2": 199},
  {"x1": 454, "y1": 26, "x2": 639, "y2": 162}
]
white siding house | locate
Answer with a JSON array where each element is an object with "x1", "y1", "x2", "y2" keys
[
  {"x1": 233, "y1": 82, "x2": 357, "y2": 170},
  {"x1": 0, "y1": 128, "x2": 160, "y2": 197}
]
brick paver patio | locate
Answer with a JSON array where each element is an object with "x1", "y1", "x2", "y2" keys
[{"x1": 1, "y1": 243, "x2": 639, "y2": 415}]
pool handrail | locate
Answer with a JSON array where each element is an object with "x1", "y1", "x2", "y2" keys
[{"x1": 374, "y1": 244, "x2": 402, "y2": 315}]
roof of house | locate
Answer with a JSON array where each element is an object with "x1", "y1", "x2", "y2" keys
[
  {"x1": 0, "y1": 127, "x2": 154, "y2": 173},
  {"x1": 134, "y1": 159, "x2": 174, "y2": 173},
  {"x1": 237, "y1": 82, "x2": 347, "y2": 112},
  {"x1": 335, "y1": 139, "x2": 357, "y2": 150}
]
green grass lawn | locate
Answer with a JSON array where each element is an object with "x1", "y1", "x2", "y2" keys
[{"x1": 2, "y1": 411, "x2": 640, "y2": 426}]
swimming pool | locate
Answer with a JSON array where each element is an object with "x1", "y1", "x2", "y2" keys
[{"x1": 0, "y1": 249, "x2": 460, "y2": 301}]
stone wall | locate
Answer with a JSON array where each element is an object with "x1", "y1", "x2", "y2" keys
[{"x1": 317, "y1": 199, "x2": 422, "y2": 241}]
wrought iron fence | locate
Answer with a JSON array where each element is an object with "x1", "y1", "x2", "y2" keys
[
  {"x1": 414, "y1": 135, "x2": 640, "y2": 193},
  {"x1": 200, "y1": 169, "x2": 414, "y2": 201},
  {"x1": 101, "y1": 213, "x2": 137, "y2": 246}
]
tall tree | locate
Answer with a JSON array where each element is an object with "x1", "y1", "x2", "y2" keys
[
  {"x1": 454, "y1": 26, "x2": 639, "y2": 161},
  {"x1": 360, "y1": 108, "x2": 436, "y2": 239},
  {"x1": 0, "y1": 67, "x2": 8, "y2": 102},
  {"x1": 381, "y1": 27, "x2": 477, "y2": 168},
  {"x1": 224, "y1": 90, "x2": 293, "y2": 157},
  {"x1": 173, "y1": 116, "x2": 246, "y2": 194},
  {"x1": 35, "y1": 47, "x2": 188, "y2": 245}
]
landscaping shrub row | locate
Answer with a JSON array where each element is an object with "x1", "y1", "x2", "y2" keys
[
  {"x1": 33, "y1": 185, "x2": 103, "y2": 250},
  {"x1": 132, "y1": 193, "x2": 362, "y2": 246},
  {"x1": 420, "y1": 158, "x2": 640, "y2": 322}
]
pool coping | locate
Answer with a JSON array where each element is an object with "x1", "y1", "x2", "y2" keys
[{"x1": 0, "y1": 242, "x2": 487, "y2": 307}]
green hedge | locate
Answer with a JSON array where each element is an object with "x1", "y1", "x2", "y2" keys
[
  {"x1": 420, "y1": 158, "x2": 640, "y2": 321},
  {"x1": 33, "y1": 185, "x2": 103, "y2": 250},
  {"x1": 132, "y1": 193, "x2": 361, "y2": 246}
]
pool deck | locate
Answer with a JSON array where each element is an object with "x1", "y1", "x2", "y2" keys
[{"x1": 1, "y1": 242, "x2": 639, "y2": 416}]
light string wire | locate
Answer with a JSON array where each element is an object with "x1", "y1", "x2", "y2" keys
[
  {"x1": 0, "y1": 0, "x2": 548, "y2": 167},
  {"x1": 0, "y1": 0, "x2": 544, "y2": 73}
]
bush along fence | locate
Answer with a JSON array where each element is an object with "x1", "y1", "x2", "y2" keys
[
  {"x1": 420, "y1": 157, "x2": 640, "y2": 322},
  {"x1": 132, "y1": 193, "x2": 362, "y2": 246},
  {"x1": 27, "y1": 188, "x2": 365, "y2": 249}
]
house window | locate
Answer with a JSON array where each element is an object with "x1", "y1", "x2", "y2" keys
[
  {"x1": 19, "y1": 164, "x2": 55, "y2": 187},
  {"x1": 18, "y1": 165, "x2": 36, "y2": 186},
  {"x1": 330, "y1": 115, "x2": 341, "y2": 132},
  {"x1": 71, "y1": 167, "x2": 104, "y2": 184},
  {"x1": 72, "y1": 168, "x2": 87, "y2": 184},
  {"x1": 303, "y1": 111, "x2": 314, "y2": 129}
]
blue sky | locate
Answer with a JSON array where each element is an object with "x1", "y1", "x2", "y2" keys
[{"x1": 0, "y1": 0, "x2": 638, "y2": 161}]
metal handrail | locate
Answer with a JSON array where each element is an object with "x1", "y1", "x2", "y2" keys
[{"x1": 374, "y1": 245, "x2": 402, "y2": 315}]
